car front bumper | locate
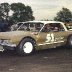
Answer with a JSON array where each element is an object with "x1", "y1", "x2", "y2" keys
[
  {"x1": 0, "y1": 40, "x2": 16, "y2": 47},
  {"x1": 0, "y1": 42, "x2": 16, "y2": 47}
]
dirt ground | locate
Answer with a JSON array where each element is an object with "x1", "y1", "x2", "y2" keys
[{"x1": 0, "y1": 47, "x2": 72, "y2": 72}]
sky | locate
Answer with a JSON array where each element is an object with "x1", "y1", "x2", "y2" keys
[{"x1": 0, "y1": 0, "x2": 72, "y2": 20}]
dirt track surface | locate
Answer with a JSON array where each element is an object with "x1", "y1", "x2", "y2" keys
[{"x1": 0, "y1": 47, "x2": 72, "y2": 72}]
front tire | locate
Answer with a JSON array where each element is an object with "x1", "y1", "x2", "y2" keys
[{"x1": 17, "y1": 38, "x2": 36, "y2": 55}]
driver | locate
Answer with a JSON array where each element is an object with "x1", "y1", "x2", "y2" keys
[{"x1": 44, "y1": 24, "x2": 52, "y2": 32}]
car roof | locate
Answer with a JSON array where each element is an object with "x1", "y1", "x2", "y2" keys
[
  {"x1": 19, "y1": 21, "x2": 63, "y2": 25},
  {"x1": 18, "y1": 21, "x2": 63, "y2": 25}
]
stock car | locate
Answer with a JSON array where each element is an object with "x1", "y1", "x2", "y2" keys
[{"x1": 0, "y1": 21, "x2": 72, "y2": 55}]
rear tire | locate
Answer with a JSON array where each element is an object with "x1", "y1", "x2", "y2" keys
[
  {"x1": 67, "y1": 36, "x2": 72, "y2": 48},
  {"x1": 17, "y1": 38, "x2": 36, "y2": 55}
]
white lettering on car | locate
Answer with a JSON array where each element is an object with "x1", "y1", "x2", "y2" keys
[{"x1": 46, "y1": 33, "x2": 54, "y2": 42}]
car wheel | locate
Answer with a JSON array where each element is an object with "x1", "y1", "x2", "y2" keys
[
  {"x1": 17, "y1": 38, "x2": 36, "y2": 55},
  {"x1": 67, "y1": 36, "x2": 72, "y2": 48}
]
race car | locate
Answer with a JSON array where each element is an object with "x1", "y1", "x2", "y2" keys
[{"x1": 0, "y1": 21, "x2": 72, "y2": 55}]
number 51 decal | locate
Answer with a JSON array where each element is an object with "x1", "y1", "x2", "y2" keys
[{"x1": 46, "y1": 33, "x2": 54, "y2": 42}]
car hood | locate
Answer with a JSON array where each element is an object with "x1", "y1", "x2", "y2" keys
[{"x1": 0, "y1": 31, "x2": 27, "y2": 40}]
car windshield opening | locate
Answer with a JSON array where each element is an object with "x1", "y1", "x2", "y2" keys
[{"x1": 18, "y1": 22, "x2": 44, "y2": 32}]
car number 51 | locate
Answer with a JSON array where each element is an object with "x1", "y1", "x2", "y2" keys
[{"x1": 46, "y1": 33, "x2": 54, "y2": 42}]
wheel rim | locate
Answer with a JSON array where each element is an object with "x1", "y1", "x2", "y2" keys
[{"x1": 23, "y1": 42, "x2": 33, "y2": 53}]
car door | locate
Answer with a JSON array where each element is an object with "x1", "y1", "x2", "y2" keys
[
  {"x1": 50, "y1": 23, "x2": 67, "y2": 46},
  {"x1": 37, "y1": 23, "x2": 67, "y2": 49},
  {"x1": 37, "y1": 24, "x2": 55, "y2": 49}
]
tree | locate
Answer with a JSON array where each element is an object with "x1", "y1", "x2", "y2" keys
[
  {"x1": 0, "y1": 3, "x2": 10, "y2": 31},
  {"x1": 11, "y1": 3, "x2": 35, "y2": 23},
  {"x1": 25, "y1": 6, "x2": 35, "y2": 21},
  {"x1": 54, "y1": 7, "x2": 72, "y2": 23},
  {"x1": 0, "y1": 3, "x2": 10, "y2": 21}
]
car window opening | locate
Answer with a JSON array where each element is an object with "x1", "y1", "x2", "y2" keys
[
  {"x1": 18, "y1": 22, "x2": 44, "y2": 32},
  {"x1": 42, "y1": 23, "x2": 65, "y2": 32}
]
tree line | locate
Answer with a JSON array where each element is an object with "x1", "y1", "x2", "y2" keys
[
  {"x1": 54, "y1": 7, "x2": 72, "y2": 23},
  {"x1": 43, "y1": 8, "x2": 72, "y2": 23}
]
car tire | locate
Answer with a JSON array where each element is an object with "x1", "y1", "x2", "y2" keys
[
  {"x1": 17, "y1": 38, "x2": 36, "y2": 55},
  {"x1": 67, "y1": 35, "x2": 72, "y2": 48}
]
